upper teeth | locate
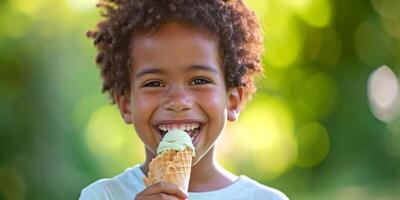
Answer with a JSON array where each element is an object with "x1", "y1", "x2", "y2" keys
[{"x1": 158, "y1": 123, "x2": 200, "y2": 132}]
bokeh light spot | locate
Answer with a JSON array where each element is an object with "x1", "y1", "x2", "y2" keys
[
  {"x1": 354, "y1": 19, "x2": 391, "y2": 66},
  {"x1": 373, "y1": 0, "x2": 400, "y2": 40},
  {"x1": 371, "y1": 0, "x2": 400, "y2": 20},
  {"x1": 72, "y1": 94, "x2": 106, "y2": 130},
  {"x1": 12, "y1": 0, "x2": 43, "y2": 18},
  {"x1": 296, "y1": 122, "x2": 330, "y2": 167},
  {"x1": 367, "y1": 65, "x2": 400, "y2": 122},
  {"x1": 219, "y1": 95, "x2": 297, "y2": 180},
  {"x1": 287, "y1": 0, "x2": 333, "y2": 28},
  {"x1": 264, "y1": 1, "x2": 303, "y2": 68},
  {"x1": 296, "y1": 71, "x2": 338, "y2": 120},
  {"x1": 380, "y1": 17, "x2": 400, "y2": 39},
  {"x1": 65, "y1": 0, "x2": 97, "y2": 12}
]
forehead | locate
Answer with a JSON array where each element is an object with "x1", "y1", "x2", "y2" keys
[
  {"x1": 130, "y1": 22, "x2": 221, "y2": 72},
  {"x1": 135, "y1": 22, "x2": 218, "y2": 44}
]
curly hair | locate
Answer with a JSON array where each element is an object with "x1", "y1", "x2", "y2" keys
[{"x1": 87, "y1": 0, "x2": 263, "y2": 105}]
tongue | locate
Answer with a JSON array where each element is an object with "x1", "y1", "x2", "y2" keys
[{"x1": 185, "y1": 129, "x2": 194, "y2": 136}]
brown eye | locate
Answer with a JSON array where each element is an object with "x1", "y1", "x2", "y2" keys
[
  {"x1": 143, "y1": 81, "x2": 164, "y2": 87},
  {"x1": 190, "y1": 78, "x2": 211, "y2": 85}
]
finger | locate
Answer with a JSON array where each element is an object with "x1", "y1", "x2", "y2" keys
[
  {"x1": 147, "y1": 193, "x2": 182, "y2": 200},
  {"x1": 142, "y1": 182, "x2": 188, "y2": 199}
]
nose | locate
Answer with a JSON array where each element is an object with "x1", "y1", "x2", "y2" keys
[{"x1": 163, "y1": 86, "x2": 193, "y2": 112}]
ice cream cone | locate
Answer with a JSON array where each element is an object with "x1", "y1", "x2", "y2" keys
[{"x1": 143, "y1": 148, "x2": 193, "y2": 191}]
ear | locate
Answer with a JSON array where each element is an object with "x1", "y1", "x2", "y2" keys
[
  {"x1": 114, "y1": 93, "x2": 133, "y2": 124},
  {"x1": 227, "y1": 87, "x2": 243, "y2": 121}
]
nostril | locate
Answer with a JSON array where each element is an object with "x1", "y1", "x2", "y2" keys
[
  {"x1": 163, "y1": 93, "x2": 193, "y2": 112},
  {"x1": 165, "y1": 102, "x2": 191, "y2": 112}
]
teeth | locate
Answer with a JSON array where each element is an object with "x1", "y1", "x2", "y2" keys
[
  {"x1": 158, "y1": 122, "x2": 200, "y2": 132},
  {"x1": 159, "y1": 125, "x2": 167, "y2": 131}
]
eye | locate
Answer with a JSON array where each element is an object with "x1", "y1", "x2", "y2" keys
[
  {"x1": 190, "y1": 78, "x2": 212, "y2": 85},
  {"x1": 142, "y1": 80, "x2": 165, "y2": 87}
]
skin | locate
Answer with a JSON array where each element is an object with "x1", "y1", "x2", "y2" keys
[{"x1": 115, "y1": 22, "x2": 243, "y2": 199}]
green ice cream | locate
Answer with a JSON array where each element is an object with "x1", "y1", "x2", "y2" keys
[{"x1": 157, "y1": 129, "x2": 195, "y2": 155}]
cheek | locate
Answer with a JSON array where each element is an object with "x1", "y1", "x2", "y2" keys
[
  {"x1": 131, "y1": 94, "x2": 159, "y2": 150},
  {"x1": 131, "y1": 94, "x2": 156, "y2": 122},
  {"x1": 210, "y1": 90, "x2": 228, "y2": 110},
  {"x1": 197, "y1": 90, "x2": 228, "y2": 121}
]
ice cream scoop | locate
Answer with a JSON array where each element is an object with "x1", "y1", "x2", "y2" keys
[{"x1": 157, "y1": 129, "x2": 195, "y2": 155}]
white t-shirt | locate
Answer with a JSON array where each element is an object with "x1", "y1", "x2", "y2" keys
[{"x1": 79, "y1": 165, "x2": 289, "y2": 200}]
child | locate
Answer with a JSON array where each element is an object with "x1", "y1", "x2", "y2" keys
[{"x1": 80, "y1": 0, "x2": 288, "y2": 199}]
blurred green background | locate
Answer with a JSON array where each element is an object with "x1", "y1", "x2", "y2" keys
[{"x1": 1, "y1": 0, "x2": 400, "y2": 199}]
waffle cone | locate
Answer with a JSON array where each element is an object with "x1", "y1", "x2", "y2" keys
[{"x1": 143, "y1": 148, "x2": 193, "y2": 191}]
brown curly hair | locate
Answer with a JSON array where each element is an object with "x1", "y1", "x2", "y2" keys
[{"x1": 87, "y1": 0, "x2": 263, "y2": 105}]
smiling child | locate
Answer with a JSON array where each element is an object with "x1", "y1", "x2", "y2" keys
[{"x1": 80, "y1": 0, "x2": 288, "y2": 199}]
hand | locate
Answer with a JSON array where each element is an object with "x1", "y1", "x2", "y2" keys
[{"x1": 135, "y1": 181, "x2": 188, "y2": 200}]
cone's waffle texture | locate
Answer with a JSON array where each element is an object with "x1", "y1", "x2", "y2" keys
[{"x1": 143, "y1": 148, "x2": 193, "y2": 191}]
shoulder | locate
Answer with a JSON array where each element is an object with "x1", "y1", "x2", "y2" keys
[
  {"x1": 79, "y1": 165, "x2": 146, "y2": 200},
  {"x1": 240, "y1": 176, "x2": 289, "y2": 200},
  {"x1": 79, "y1": 178, "x2": 119, "y2": 200}
]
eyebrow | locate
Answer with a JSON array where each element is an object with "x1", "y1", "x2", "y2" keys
[
  {"x1": 134, "y1": 64, "x2": 219, "y2": 79},
  {"x1": 134, "y1": 68, "x2": 164, "y2": 79},
  {"x1": 185, "y1": 65, "x2": 219, "y2": 75}
]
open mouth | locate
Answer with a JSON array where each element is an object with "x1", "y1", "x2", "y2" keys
[{"x1": 156, "y1": 122, "x2": 201, "y2": 142}]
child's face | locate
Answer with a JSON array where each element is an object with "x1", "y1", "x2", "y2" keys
[{"x1": 116, "y1": 22, "x2": 242, "y2": 165}]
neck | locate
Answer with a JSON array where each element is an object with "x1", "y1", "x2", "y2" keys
[{"x1": 140, "y1": 146, "x2": 237, "y2": 192}]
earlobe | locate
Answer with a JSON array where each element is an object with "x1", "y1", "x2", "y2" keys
[
  {"x1": 114, "y1": 93, "x2": 133, "y2": 124},
  {"x1": 227, "y1": 87, "x2": 243, "y2": 121}
]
